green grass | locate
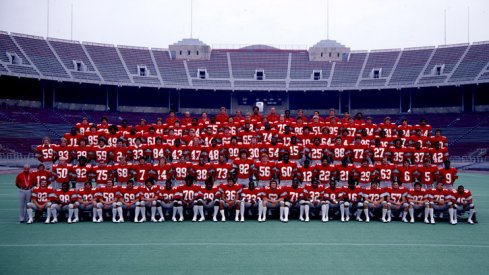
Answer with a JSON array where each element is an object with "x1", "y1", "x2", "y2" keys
[{"x1": 0, "y1": 172, "x2": 488, "y2": 275}]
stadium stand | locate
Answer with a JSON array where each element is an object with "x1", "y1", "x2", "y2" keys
[
  {"x1": 83, "y1": 43, "x2": 131, "y2": 83},
  {"x1": 389, "y1": 47, "x2": 434, "y2": 86}
]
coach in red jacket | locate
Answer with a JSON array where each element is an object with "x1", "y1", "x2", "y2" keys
[{"x1": 15, "y1": 164, "x2": 34, "y2": 223}]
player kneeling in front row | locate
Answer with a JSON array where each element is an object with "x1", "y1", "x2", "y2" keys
[
  {"x1": 259, "y1": 179, "x2": 285, "y2": 222},
  {"x1": 240, "y1": 180, "x2": 261, "y2": 222},
  {"x1": 201, "y1": 177, "x2": 221, "y2": 221},
  {"x1": 341, "y1": 178, "x2": 366, "y2": 222},
  {"x1": 322, "y1": 179, "x2": 343, "y2": 222},
  {"x1": 52, "y1": 182, "x2": 79, "y2": 224},
  {"x1": 406, "y1": 182, "x2": 428, "y2": 223},
  {"x1": 119, "y1": 180, "x2": 139, "y2": 221},
  {"x1": 452, "y1": 185, "x2": 476, "y2": 224},
  {"x1": 282, "y1": 178, "x2": 304, "y2": 222},
  {"x1": 26, "y1": 179, "x2": 54, "y2": 224},
  {"x1": 218, "y1": 178, "x2": 242, "y2": 222},
  {"x1": 384, "y1": 180, "x2": 408, "y2": 223},
  {"x1": 362, "y1": 180, "x2": 387, "y2": 223},
  {"x1": 427, "y1": 181, "x2": 453, "y2": 224},
  {"x1": 77, "y1": 181, "x2": 97, "y2": 222},
  {"x1": 138, "y1": 178, "x2": 164, "y2": 223},
  {"x1": 94, "y1": 179, "x2": 123, "y2": 223},
  {"x1": 301, "y1": 179, "x2": 325, "y2": 222},
  {"x1": 179, "y1": 175, "x2": 204, "y2": 222}
]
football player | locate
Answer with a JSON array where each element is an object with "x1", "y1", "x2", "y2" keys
[
  {"x1": 341, "y1": 178, "x2": 365, "y2": 222},
  {"x1": 218, "y1": 178, "x2": 242, "y2": 222},
  {"x1": 239, "y1": 180, "x2": 261, "y2": 222},
  {"x1": 452, "y1": 185, "x2": 476, "y2": 224},
  {"x1": 406, "y1": 181, "x2": 428, "y2": 223},
  {"x1": 363, "y1": 180, "x2": 387, "y2": 223},
  {"x1": 26, "y1": 179, "x2": 54, "y2": 224},
  {"x1": 301, "y1": 179, "x2": 325, "y2": 222},
  {"x1": 138, "y1": 178, "x2": 164, "y2": 223},
  {"x1": 119, "y1": 179, "x2": 139, "y2": 221},
  {"x1": 201, "y1": 177, "x2": 221, "y2": 221},
  {"x1": 282, "y1": 178, "x2": 304, "y2": 222},
  {"x1": 77, "y1": 181, "x2": 97, "y2": 222},
  {"x1": 322, "y1": 179, "x2": 343, "y2": 222},
  {"x1": 259, "y1": 179, "x2": 285, "y2": 222},
  {"x1": 385, "y1": 180, "x2": 408, "y2": 223},
  {"x1": 94, "y1": 179, "x2": 121, "y2": 223},
  {"x1": 427, "y1": 181, "x2": 453, "y2": 224},
  {"x1": 179, "y1": 175, "x2": 204, "y2": 222},
  {"x1": 51, "y1": 182, "x2": 79, "y2": 223}
]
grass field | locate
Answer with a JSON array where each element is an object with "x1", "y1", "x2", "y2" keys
[{"x1": 0, "y1": 172, "x2": 488, "y2": 275}]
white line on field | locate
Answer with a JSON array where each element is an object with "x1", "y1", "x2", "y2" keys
[{"x1": 0, "y1": 243, "x2": 489, "y2": 248}]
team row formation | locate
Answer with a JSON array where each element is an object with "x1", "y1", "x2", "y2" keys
[
  {"x1": 25, "y1": 176, "x2": 476, "y2": 225},
  {"x1": 28, "y1": 154, "x2": 458, "y2": 192}
]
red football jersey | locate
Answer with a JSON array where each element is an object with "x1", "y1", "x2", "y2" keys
[
  {"x1": 191, "y1": 163, "x2": 212, "y2": 181},
  {"x1": 259, "y1": 186, "x2": 286, "y2": 200},
  {"x1": 316, "y1": 164, "x2": 335, "y2": 184},
  {"x1": 438, "y1": 167, "x2": 458, "y2": 187},
  {"x1": 96, "y1": 185, "x2": 120, "y2": 203},
  {"x1": 153, "y1": 163, "x2": 173, "y2": 182},
  {"x1": 417, "y1": 165, "x2": 438, "y2": 185},
  {"x1": 303, "y1": 184, "x2": 325, "y2": 201},
  {"x1": 407, "y1": 189, "x2": 428, "y2": 203},
  {"x1": 341, "y1": 186, "x2": 363, "y2": 202},
  {"x1": 133, "y1": 163, "x2": 153, "y2": 182},
  {"x1": 161, "y1": 186, "x2": 182, "y2": 202},
  {"x1": 137, "y1": 185, "x2": 159, "y2": 201},
  {"x1": 283, "y1": 186, "x2": 304, "y2": 203},
  {"x1": 299, "y1": 165, "x2": 316, "y2": 183},
  {"x1": 113, "y1": 163, "x2": 133, "y2": 183},
  {"x1": 377, "y1": 163, "x2": 396, "y2": 182},
  {"x1": 385, "y1": 186, "x2": 407, "y2": 203},
  {"x1": 119, "y1": 186, "x2": 139, "y2": 203},
  {"x1": 91, "y1": 165, "x2": 114, "y2": 184},
  {"x1": 240, "y1": 187, "x2": 262, "y2": 203},
  {"x1": 31, "y1": 186, "x2": 54, "y2": 205},
  {"x1": 52, "y1": 163, "x2": 73, "y2": 183},
  {"x1": 77, "y1": 187, "x2": 97, "y2": 203},
  {"x1": 276, "y1": 161, "x2": 298, "y2": 181},
  {"x1": 355, "y1": 165, "x2": 377, "y2": 184},
  {"x1": 178, "y1": 185, "x2": 203, "y2": 201},
  {"x1": 233, "y1": 158, "x2": 254, "y2": 179},
  {"x1": 362, "y1": 187, "x2": 387, "y2": 202},
  {"x1": 452, "y1": 189, "x2": 472, "y2": 205},
  {"x1": 396, "y1": 165, "x2": 418, "y2": 184},
  {"x1": 323, "y1": 187, "x2": 343, "y2": 202},
  {"x1": 172, "y1": 162, "x2": 191, "y2": 181},
  {"x1": 254, "y1": 161, "x2": 276, "y2": 181},
  {"x1": 54, "y1": 189, "x2": 78, "y2": 205},
  {"x1": 335, "y1": 164, "x2": 355, "y2": 182},
  {"x1": 218, "y1": 183, "x2": 243, "y2": 201},
  {"x1": 201, "y1": 186, "x2": 220, "y2": 202},
  {"x1": 213, "y1": 162, "x2": 233, "y2": 180},
  {"x1": 72, "y1": 164, "x2": 92, "y2": 183},
  {"x1": 428, "y1": 188, "x2": 453, "y2": 203}
]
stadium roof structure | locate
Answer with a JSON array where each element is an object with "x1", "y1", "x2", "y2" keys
[{"x1": 0, "y1": 31, "x2": 489, "y2": 91}]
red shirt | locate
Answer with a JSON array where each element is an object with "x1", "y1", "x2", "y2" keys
[
  {"x1": 178, "y1": 185, "x2": 203, "y2": 201},
  {"x1": 341, "y1": 186, "x2": 363, "y2": 202},
  {"x1": 219, "y1": 184, "x2": 242, "y2": 201},
  {"x1": 31, "y1": 186, "x2": 54, "y2": 204},
  {"x1": 276, "y1": 161, "x2": 298, "y2": 181},
  {"x1": 303, "y1": 184, "x2": 325, "y2": 202},
  {"x1": 16, "y1": 171, "x2": 34, "y2": 190}
]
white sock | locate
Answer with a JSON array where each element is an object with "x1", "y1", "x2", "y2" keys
[
  {"x1": 356, "y1": 208, "x2": 362, "y2": 219},
  {"x1": 429, "y1": 208, "x2": 434, "y2": 220},
  {"x1": 27, "y1": 208, "x2": 33, "y2": 220},
  {"x1": 284, "y1": 207, "x2": 289, "y2": 219},
  {"x1": 262, "y1": 207, "x2": 267, "y2": 219},
  {"x1": 74, "y1": 208, "x2": 79, "y2": 220},
  {"x1": 363, "y1": 208, "x2": 369, "y2": 219},
  {"x1": 51, "y1": 206, "x2": 57, "y2": 218},
  {"x1": 112, "y1": 208, "x2": 117, "y2": 219},
  {"x1": 157, "y1": 206, "x2": 164, "y2": 219},
  {"x1": 172, "y1": 207, "x2": 177, "y2": 219},
  {"x1": 46, "y1": 207, "x2": 51, "y2": 220},
  {"x1": 469, "y1": 208, "x2": 475, "y2": 220},
  {"x1": 424, "y1": 207, "x2": 429, "y2": 220},
  {"x1": 304, "y1": 204, "x2": 310, "y2": 219},
  {"x1": 324, "y1": 204, "x2": 330, "y2": 219},
  {"x1": 96, "y1": 208, "x2": 103, "y2": 220},
  {"x1": 177, "y1": 206, "x2": 183, "y2": 217},
  {"x1": 135, "y1": 206, "x2": 141, "y2": 220},
  {"x1": 151, "y1": 206, "x2": 157, "y2": 219},
  {"x1": 345, "y1": 206, "x2": 350, "y2": 218},
  {"x1": 213, "y1": 206, "x2": 219, "y2": 219},
  {"x1": 340, "y1": 204, "x2": 345, "y2": 219},
  {"x1": 387, "y1": 209, "x2": 391, "y2": 219},
  {"x1": 240, "y1": 202, "x2": 245, "y2": 220},
  {"x1": 93, "y1": 208, "x2": 98, "y2": 219},
  {"x1": 382, "y1": 208, "x2": 387, "y2": 220},
  {"x1": 236, "y1": 210, "x2": 240, "y2": 219},
  {"x1": 448, "y1": 208, "x2": 454, "y2": 222},
  {"x1": 408, "y1": 208, "x2": 414, "y2": 220},
  {"x1": 68, "y1": 207, "x2": 74, "y2": 220},
  {"x1": 321, "y1": 204, "x2": 327, "y2": 220},
  {"x1": 402, "y1": 211, "x2": 407, "y2": 220},
  {"x1": 193, "y1": 205, "x2": 198, "y2": 219},
  {"x1": 117, "y1": 207, "x2": 123, "y2": 219},
  {"x1": 258, "y1": 204, "x2": 264, "y2": 219},
  {"x1": 299, "y1": 205, "x2": 304, "y2": 219},
  {"x1": 141, "y1": 207, "x2": 146, "y2": 219},
  {"x1": 219, "y1": 209, "x2": 225, "y2": 218},
  {"x1": 279, "y1": 206, "x2": 284, "y2": 220},
  {"x1": 198, "y1": 206, "x2": 204, "y2": 218}
]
